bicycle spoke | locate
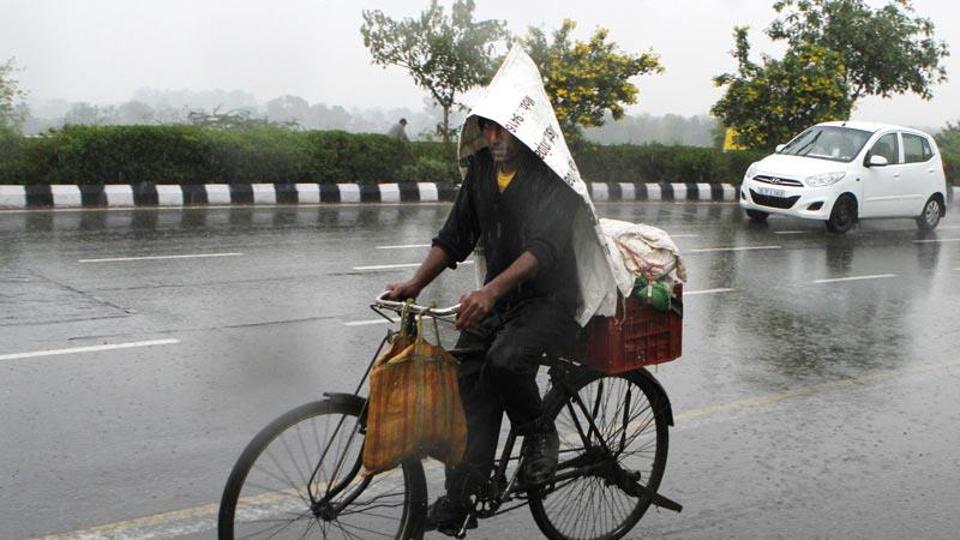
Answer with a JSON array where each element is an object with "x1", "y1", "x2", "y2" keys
[
  {"x1": 337, "y1": 490, "x2": 406, "y2": 516},
  {"x1": 297, "y1": 518, "x2": 318, "y2": 540},
  {"x1": 295, "y1": 422, "x2": 315, "y2": 490},
  {"x1": 329, "y1": 520, "x2": 364, "y2": 540},
  {"x1": 338, "y1": 510, "x2": 400, "y2": 521},
  {"x1": 236, "y1": 508, "x2": 313, "y2": 539},
  {"x1": 334, "y1": 520, "x2": 395, "y2": 538},
  {"x1": 260, "y1": 450, "x2": 311, "y2": 507},
  {"x1": 310, "y1": 414, "x2": 329, "y2": 488},
  {"x1": 280, "y1": 431, "x2": 310, "y2": 492}
]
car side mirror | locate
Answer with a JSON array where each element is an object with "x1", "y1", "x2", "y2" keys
[
  {"x1": 775, "y1": 144, "x2": 786, "y2": 152},
  {"x1": 868, "y1": 154, "x2": 889, "y2": 167}
]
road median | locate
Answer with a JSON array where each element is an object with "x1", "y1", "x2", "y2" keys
[{"x1": 0, "y1": 181, "x2": 742, "y2": 209}]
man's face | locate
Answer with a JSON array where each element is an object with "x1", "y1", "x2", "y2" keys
[{"x1": 482, "y1": 121, "x2": 520, "y2": 163}]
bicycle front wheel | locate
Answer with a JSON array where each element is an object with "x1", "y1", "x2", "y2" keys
[
  {"x1": 218, "y1": 398, "x2": 427, "y2": 539},
  {"x1": 528, "y1": 369, "x2": 669, "y2": 540}
]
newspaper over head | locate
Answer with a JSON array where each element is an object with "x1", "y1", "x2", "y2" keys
[{"x1": 458, "y1": 45, "x2": 619, "y2": 326}]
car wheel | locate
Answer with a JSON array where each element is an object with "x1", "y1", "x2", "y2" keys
[
  {"x1": 745, "y1": 209, "x2": 769, "y2": 223},
  {"x1": 825, "y1": 196, "x2": 857, "y2": 234},
  {"x1": 916, "y1": 197, "x2": 943, "y2": 231}
]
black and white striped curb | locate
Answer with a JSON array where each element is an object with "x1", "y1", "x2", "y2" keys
[
  {"x1": 0, "y1": 182, "x2": 737, "y2": 209},
  {"x1": 0, "y1": 183, "x2": 454, "y2": 209},
  {"x1": 3, "y1": 182, "x2": 955, "y2": 209}
]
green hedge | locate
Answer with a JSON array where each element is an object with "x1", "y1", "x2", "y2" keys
[
  {"x1": 0, "y1": 125, "x2": 418, "y2": 185},
  {"x1": 573, "y1": 143, "x2": 766, "y2": 184},
  {"x1": 0, "y1": 125, "x2": 955, "y2": 186}
]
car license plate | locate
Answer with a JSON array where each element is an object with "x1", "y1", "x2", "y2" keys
[{"x1": 756, "y1": 186, "x2": 786, "y2": 198}]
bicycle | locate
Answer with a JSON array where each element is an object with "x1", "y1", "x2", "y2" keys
[{"x1": 218, "y1": 292, "x2": 683, "y2": 539}]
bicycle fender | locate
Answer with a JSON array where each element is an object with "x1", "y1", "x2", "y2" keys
[
  {"x1": 629, "y1": 368, "x2": 675, "y2": 426},
  {"x1": 322, "y1": 392, "x2": 367, "y2": 410}
]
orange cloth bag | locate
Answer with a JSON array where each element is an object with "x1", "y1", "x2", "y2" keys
[{"x1": 362, "y1": 314, "x2": 467, "y2": 475}]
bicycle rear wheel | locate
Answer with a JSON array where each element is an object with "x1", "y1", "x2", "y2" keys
[
  {"x1": 218, "y1": 398, "x2": 427, "y2": 539},
  {"x1": 528, "y1": 369, "x2": 669, "y2": 540}
]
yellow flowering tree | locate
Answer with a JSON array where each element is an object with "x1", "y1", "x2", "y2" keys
[
  {"x1": 520, "y1": 20, "x2": 663, "y2": 141},
  {"x1": 768, "y1": 0, "x2": 948, "y2": 103},
  {"x1": 711, "y1": 27, "x2": 852, "y2": 151}
]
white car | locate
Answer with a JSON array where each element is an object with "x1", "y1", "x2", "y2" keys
[{"x1": 739, "y1": 121, "x2": 948, "y2": 233}]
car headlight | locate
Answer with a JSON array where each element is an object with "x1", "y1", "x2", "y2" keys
[
  {"x1": 804, "y1": 171, "x2": 846, "y2": 187},
  {"x1": 745, "y1": 163, "x2": 758, "y2": 179}
]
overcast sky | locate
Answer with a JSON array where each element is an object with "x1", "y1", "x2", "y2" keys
[{"x1": 2, "y1": 0, "x2": 958, "y2": 126}]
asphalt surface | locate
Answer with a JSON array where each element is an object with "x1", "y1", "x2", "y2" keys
[{"x1": 1, "y1": 202, "x2": 959, "y2": 539}]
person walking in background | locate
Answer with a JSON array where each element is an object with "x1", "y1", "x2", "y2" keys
[{"x1": 387, "y1": 117, "x2": 409, "y2": 141}]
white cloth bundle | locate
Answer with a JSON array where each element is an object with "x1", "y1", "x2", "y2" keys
[{"x1": 599, "y1": 218, "x2": 687, "y2": 297}]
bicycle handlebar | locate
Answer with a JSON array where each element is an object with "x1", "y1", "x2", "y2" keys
[{"x1": 374, "y1": 291, "x2": 460, "y2": 317}]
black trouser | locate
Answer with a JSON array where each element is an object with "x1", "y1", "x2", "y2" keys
[{"x1": 444, "y1": 297, "x2": 579, "y2": 500}]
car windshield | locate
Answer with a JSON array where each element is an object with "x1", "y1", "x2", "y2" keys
[{"x1": 777, "y1": 126, "x2": 872, "y2": 162}]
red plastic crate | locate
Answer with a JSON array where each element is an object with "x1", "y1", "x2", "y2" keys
[{"x1": 579, "y1": 283, "x2": 683, "y2": 374}]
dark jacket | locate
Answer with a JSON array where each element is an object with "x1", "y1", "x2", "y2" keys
[{"x1": 432, "y1": 148, "x2": 581, "y2": 314}]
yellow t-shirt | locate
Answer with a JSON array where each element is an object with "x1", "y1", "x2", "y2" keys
[{"x1": 497, "y1": 168, "x2": 517, "y2": 193}]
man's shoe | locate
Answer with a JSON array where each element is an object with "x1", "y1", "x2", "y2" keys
[
  {"x1": 425, "y1": 495, "x2": 477, "y2": 537},
  {"x1": 521, "y1": 428, "x2": 559, "y2": 486}
]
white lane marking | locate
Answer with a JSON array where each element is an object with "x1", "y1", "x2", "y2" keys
[
  {"x1": 685, "y1": 288, "x2": 737, "y2": 296},
  {"x1": 813, "y1": 274, "x2": 897, "y2": 284},
  {"x1": 375, "y1": 244, "x2": 432, "y2": 250},
  {"x1": 79, "y1": 253, "x2": 243, "y2": 263},
  {"x1": 913, "y1": 238, "x2": 960, "y2": 244},
  {"x1": 343, "y1": 318, "x2": 397, "y2": 327},
  {"x1": 354, "y1": 261, "x2": 475, "y2": 271},
  {"x1": 937, "y1": 225, "x2": 960, "y2": 230},
  {"x1": 668, "y1": 233, "x2": 700, "y2": 238},
  {"x1": 0, "y1": 339, "x2": 180, "y2": 362},
  {"x1": 687, "y1": 245, "x2": 781, "y2": 254},
  {"x1": 773, "y1": 230, "x2": 808, "y2": 235}
]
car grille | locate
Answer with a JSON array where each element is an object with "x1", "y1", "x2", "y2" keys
[
  {"x1": 750, "y1": 189, "x2": 800, "y2": 209},
  {"x1": 753, "y1": 175, "x2": 804, "y2": 187}
]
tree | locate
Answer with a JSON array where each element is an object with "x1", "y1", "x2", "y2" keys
[
  {"x1": 64, "y1": 102, "x2": 107, "y2": 125},
  {"x1": 935, "y1": 121, "x2": 960, "y2": 155},
  {"x1": 767, "y1": 0, "x2": 949, "y2": 103},
  {"x1": 711, "y1": 27, "x2": 853, "y2": 150},
  {"x1": 265, "y1": 95, "x2": 310, "y2": 125},
  {"x1": 186, "y1": 107, "x2": 277, "y2": 130},
  {"x1": 1, "y1": 57, "x2": 27, "y2": 132},
  {"x1": 520, "y1": 19, "x2": 663, "y2": 141},
  {"x1": 360, "y1": 0, "x2": 509, "y2": 144},
  {"x1": 116, "y1": 100, "x2": 156, "y2": 124}
]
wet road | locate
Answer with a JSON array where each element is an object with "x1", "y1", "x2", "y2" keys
[{"x1": 1, "y1": 202, "x2": 959, "y2": 539}]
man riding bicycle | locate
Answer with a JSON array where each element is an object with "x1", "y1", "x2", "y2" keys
[{"x1": 386, "y1": 46, "x2": 620, "y2": 537}]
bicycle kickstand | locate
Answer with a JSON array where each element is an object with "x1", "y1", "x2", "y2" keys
[{"x1": 455, "y1": 512, "x2": 475, "y2": 539}]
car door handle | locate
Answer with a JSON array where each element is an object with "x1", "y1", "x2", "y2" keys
[{"x1": 893, "y1": 173, "x2": 900, "y2": 178}]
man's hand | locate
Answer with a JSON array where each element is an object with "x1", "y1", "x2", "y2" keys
[
  {"x1": 384, "y1": 246, "x2": 451, "y2": 302},
  {"x1": 386, "y1": 280, "x2": 422, "y2": 301},
  {"x1": 456, "y1": 288, "x2": 496, "y2": 330}
]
